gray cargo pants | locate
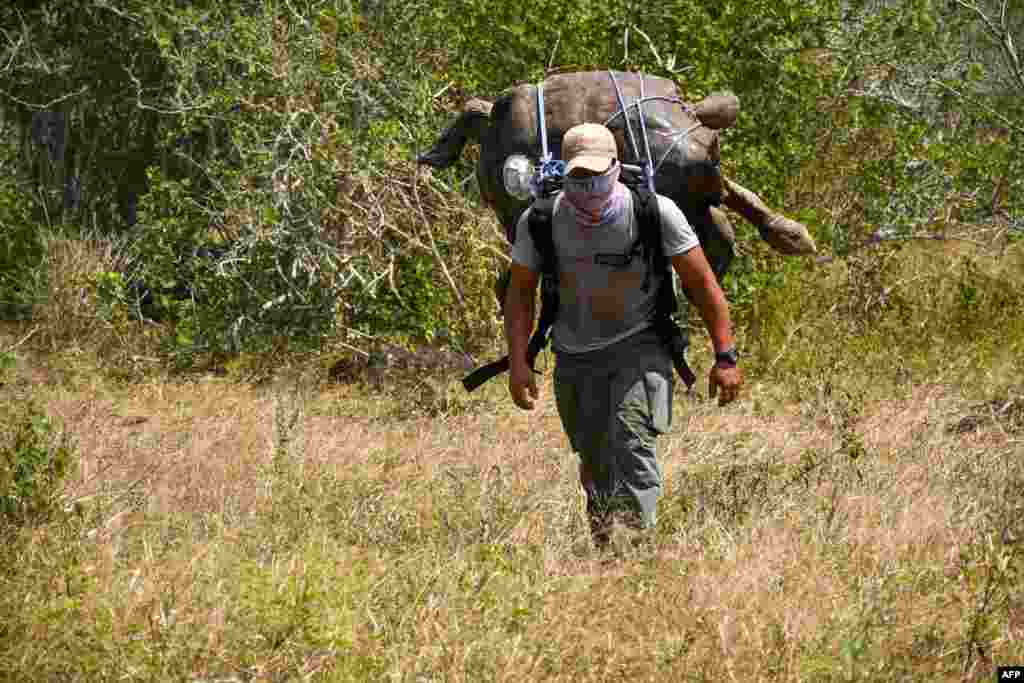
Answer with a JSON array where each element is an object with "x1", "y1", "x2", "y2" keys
[{"x1": 553, "y1": 328, "x2": 673, "y2": 545}]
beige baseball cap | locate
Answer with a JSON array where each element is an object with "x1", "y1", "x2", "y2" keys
[{"x1": 563, "y1": 123, "x2": 617, "y2": 175}]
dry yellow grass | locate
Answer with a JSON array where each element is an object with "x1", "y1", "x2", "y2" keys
[
  {"x1": 0, "y1": 358, "x2": 1013, "y2": 680},
  {"x1": 1, "y1": 234, "x2": 1021, "y2": 680}
]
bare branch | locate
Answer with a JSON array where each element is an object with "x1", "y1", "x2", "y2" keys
[
  {"x1": 956, "y1": 0, "x2": 1024, "y2": 91},
  {"x1": 412, "y1": 164, "x2": 465, "y2": 309},
  {"x1": 1001, "y1": 20, "x2": 1024, "y2": 91},
  {"x1": 929, "y1": 76, "x2": 1024, "y2": 136},
  {"x1": 471, "y1": 237, "x2": 512, "y2": 264},
  {"x1": 631, "y1": 25, "x2": 691, "y2": 74},
  {"x1": 431, "y1": 81, "x2": 454, "y2": 100},
  {"x1": 335, "y1": 339, "x2": 370, "y2": 358},
  {"x1": 387, "y1": 256, "x2": 405, "y2": 307},
  {"x1": 956, "y1": 0, "x2": 1001, "y2": 35},
  {"x1": 1, "y1": 326, "x2": 39, "y2": 354},
  {"x1": 124, "y1": 62, "x2": 214, "y2": 115},
  {"x1": 0, "y1": 27, "x2": 24, "y2": 76},
  {"x1": 0, "y1": 84, "x2": 90, "y2": 110},
  {"x1": 548, "y1": 31, "x2": 561, "y2": 71},
  {"x1": 632, "y1": 26, "x2": 662, "y2": 66},
  {"x1": 92, "y1": 0, "x2": 144, "y2": 25}
]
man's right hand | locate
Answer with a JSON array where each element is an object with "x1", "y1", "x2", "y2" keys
[{"x1": 509, "y1": 360, "x2": 539, "y2": 410}]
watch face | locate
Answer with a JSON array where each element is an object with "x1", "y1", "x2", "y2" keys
[{"x1": 716, "y1": 349, "x2": 739, "y2": 365}]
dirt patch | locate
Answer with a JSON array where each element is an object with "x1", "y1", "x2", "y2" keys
[
  {"x1": 684, "y1": 410, "x2": 832, "y2": 462},
  {"x1": 47, "y1": 383, "x2": 275, "y2": 516},
  {"x1": 857, "y1": 384, "x2": 950, "y2": 452},
  {"x1": 44, "y1": 381, "x2": 579, "y2": 517},
  {"x1": 858, "y1": 384, "x2": 1023, "y2": 452}
]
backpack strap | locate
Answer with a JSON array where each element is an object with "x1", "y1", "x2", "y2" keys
[
  {"x1": 629, "y1": 186, "x2": 663, "y2": 294},
  {"x1": 525, "y1": 203, "x2": 559, "y2": 369},
  {"x1": 629, "y1": 187, "x2": 697, "y2": 390}
]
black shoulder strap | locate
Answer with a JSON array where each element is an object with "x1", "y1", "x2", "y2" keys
[
  {"x1": 630, "y1": 186, "x2": 696, "y2": 389},
  {"x1": 527, "y1": 201, "x2": 557, "y2": 278},
  {"x1": 629, "y1": 186, "x2": 663, "y2": 292},
  {"x1": 526, "y1": 201, "x2": 559, "y2": 361}
]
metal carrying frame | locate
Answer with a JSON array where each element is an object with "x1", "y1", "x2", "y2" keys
[{"x1": 530, "y1": 70, "x2": 701, "y2": 195}]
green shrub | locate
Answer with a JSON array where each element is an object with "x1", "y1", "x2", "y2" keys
[
  {"x1": 746, "y1": 241, "x2": 1024, "y2": 400},
  {"x1": 0, "y1": 349, "x2": 14, "y2": 382},
  {"x1": 92, "y1": 270, "x2": 128, "y2": 323},
  {"x1": 0, "y1": 183, "x2": 44, "y2": 321},
  {"x1": 0, "y1": 401, "x2": 76, "y2": 530}
]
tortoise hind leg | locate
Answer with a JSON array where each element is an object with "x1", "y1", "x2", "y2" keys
[{"x1": 721, "y1": 178, "x2": 817, "y2": 255}]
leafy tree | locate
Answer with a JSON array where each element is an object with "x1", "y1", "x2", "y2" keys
[
  {"x1": 1, "y1": 0, "x2": 1019, "y2": 369},
  {"x1": 815, "y1": 0, "x2": 1023, "y2": 252},
  {"x1": 0, "y1": 2, "x2": 168, "y2": 231}
]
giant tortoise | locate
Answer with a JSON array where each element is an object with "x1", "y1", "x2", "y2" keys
[{"x1": 418, "y1": 70, "x2": 816, "y2": 281}]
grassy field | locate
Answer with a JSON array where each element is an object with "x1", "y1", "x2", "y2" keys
[{"x1": 0, "y1": 238, "x2": 1022, "y2": 681}]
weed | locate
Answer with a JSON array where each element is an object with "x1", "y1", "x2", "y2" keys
[{"x1": 0, "y1": 399, "x2": 76, "y2": 531}]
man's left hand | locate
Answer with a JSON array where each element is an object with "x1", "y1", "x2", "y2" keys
[{"x1": 709, "y1": 365, "x2": 743, "y2": 406}]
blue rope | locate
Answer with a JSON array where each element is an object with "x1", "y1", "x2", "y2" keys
[
  {"x1": 608, "y1": 71, "x2": 641, "y2": 163},
  {"x1": 527, "y1": 72, "x2": 667, "y2": 199},
  {"x1": 637, "y1": 73, "x2": 656, "y2": 194},
  {"x1": 537, "y1": 81, "x2": 549, "y2": 162},
  {"x1": 530, "y1": 81, "x2": 565, "y2": 198}
]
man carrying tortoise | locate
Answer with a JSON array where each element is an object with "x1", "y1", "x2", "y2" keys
[{"x1": 504, "y1": 122, "x2": 743, "y2": 548}]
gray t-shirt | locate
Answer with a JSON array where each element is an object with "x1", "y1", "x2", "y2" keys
[{"x1": 511, "y1": 188, "x2": 700, "y2": 354}]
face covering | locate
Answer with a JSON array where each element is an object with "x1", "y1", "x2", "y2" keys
[{"x1": 562, "y1": 161, "x2": 626, "y2": 228}]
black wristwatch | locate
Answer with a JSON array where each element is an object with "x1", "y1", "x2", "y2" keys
[{"x1": 714, "y1": 348, "x2": 740, "y2": 368}]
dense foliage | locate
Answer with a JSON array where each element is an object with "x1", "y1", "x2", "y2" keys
[{"x1": 0, "y1": 0, "x2": 1020, "y2": 367}]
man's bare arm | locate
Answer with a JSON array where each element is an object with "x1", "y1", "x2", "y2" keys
[
  {"x1": 504, "y1": 262, "x2": 541, "y2": 409},
  {"x1": 671, "y1": 247, "x2": 742, "y2": 404},
  {"x1": 504, "y1": 263, "x2": 539, "y2": 365}
]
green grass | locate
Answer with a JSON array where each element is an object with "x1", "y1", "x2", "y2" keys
[{"x1": 0, "y1": 238, "x2": 1022, "y2": 681}]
